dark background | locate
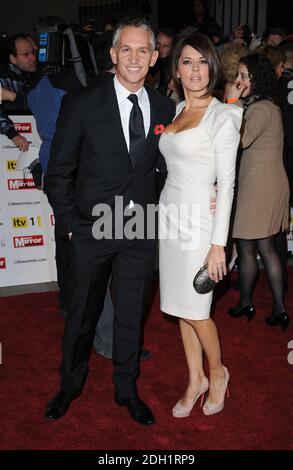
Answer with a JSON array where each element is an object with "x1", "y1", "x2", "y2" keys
[
  {"x1": 158, "y1": 0, "x2": 194, "y2": 31},
  {"x1": 266, "y1": 0, "x2": 293, "y2": 33},
  {"x1": 158, "y1": 0, "x2": 293, "y2": 33}
]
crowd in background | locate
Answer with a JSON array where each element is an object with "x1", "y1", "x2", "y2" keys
[
  {"x1": 0, "y1": 0, "x2": 292, "y2": 333},
  {"x1": 0, "y1": 1, "x2": 292, "y2": 428}
]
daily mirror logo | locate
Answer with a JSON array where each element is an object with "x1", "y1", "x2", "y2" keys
[
  {"x1": 8, "y1": 179, "x2": 36, "y2": 190},
  {"x1": 14, "y1": 123, "x2": 32, "y2": 133},
  {"x1": 13, "y1": 235, "x2": 44, "y2": 248}
]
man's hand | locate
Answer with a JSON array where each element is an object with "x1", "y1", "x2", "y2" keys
[
  {"x1": 0, "y1": 88, "x2": 16, "y2": 102},
  {"x1": 12, "y1": 135, "x2": 29, "y2": 151}
]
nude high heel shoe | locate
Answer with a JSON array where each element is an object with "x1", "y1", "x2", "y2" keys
[
  {"x1": 172, "y1": 377, "x2": 209, "y2": 418},
  {"x1": 202, "y1": 366, "x2": 230, "y2": 416}
]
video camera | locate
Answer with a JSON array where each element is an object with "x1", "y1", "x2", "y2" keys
[{"x1": 36, "y1": 25, "x2": 97, "y2": 79}]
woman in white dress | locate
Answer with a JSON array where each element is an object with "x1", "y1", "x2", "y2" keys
[{"x1": 159, "y1": 33, "x2": 242, "y2": 417}]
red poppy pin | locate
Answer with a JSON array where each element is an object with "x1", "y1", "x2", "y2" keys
[{"x1": 154, "y1": 124, "x2": 165, "y2": 135}]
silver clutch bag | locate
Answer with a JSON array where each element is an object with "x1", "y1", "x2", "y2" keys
[{"x1": 193, "y1": 264, "x2": 216, "y2": 294}]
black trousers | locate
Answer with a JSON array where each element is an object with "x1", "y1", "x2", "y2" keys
[
  {"x1": 54, "y1": 224, "x2": 71, "y2": 310},
  {"x1": 60, "y1": 233, "x2": 156, "y2": 399},
  {"x1": 93, "y1": 281, "x2": 114, "y2": 358}
]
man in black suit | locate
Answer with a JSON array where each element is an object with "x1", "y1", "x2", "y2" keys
[{"x1": 45, "y1": 18, "x2": 175, "y2": 425}]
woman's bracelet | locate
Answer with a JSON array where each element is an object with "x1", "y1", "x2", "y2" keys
[{"x1": 226, "y1": 98, "x2": 238, "y2": 104}]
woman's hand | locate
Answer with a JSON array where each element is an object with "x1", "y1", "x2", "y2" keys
[{"x1": 205, "y1": 245, "x2": 227, "y2": 282}]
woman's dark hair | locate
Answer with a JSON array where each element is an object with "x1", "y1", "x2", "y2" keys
[
  {"x1": 171, "y1": 32, "x2": 220, "y2": 99},
  {"x1": 240, "y1": 53, "x2": 279, "y2": 104}
]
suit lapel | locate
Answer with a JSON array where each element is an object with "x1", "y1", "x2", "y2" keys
[{"x1": 145, "y1": 87, "x2": 158, "y2": 143}]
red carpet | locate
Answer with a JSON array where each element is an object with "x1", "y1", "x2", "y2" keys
[{"x1": 0, "y1": 269, "x2": 293, "y2": 450}]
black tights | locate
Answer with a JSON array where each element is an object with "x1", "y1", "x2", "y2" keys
[
  {"x1": 236, "y1": 235, "x2": 286, "y2": 314},
  {"x1": 274, "y1": 231, "x2": 288, "y2": 291}
]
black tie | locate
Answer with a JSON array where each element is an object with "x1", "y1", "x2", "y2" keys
[{"x1": 128, "y1": 94, "x2": 145, "y2": 167}]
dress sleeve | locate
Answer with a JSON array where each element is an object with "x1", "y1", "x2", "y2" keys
[{"x1": 210, "y1": 105, "x2": 243, "y2": 246}]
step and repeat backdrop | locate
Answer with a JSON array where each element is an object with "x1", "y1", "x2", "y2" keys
[
  {"x1": 0, "y1": 115, "x2": 57, "y2": 287},
  {"x1": 1, "y1": 114, "x2": 293, "y2": 287}
]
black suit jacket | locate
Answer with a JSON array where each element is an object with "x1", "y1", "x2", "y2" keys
[{"x1": 46, "y1": 76, "x2": 175, "y2": 236}]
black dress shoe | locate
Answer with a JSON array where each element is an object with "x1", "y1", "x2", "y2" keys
[
  {"x1": 265, "y1": 312, "x2": 290, "y2": 331},
  {"x1": 228, "y1": 304, "x2": 256, "y2": 322},
  {"x1": 114, "y1": 394, "x2": 155, "y2": 425},
  {"x1": 140, "y1": 349, "x2": 152, "y2": 361},
  {"x1": 45, "y1": 390, "x2": 81, "y2": 420}
]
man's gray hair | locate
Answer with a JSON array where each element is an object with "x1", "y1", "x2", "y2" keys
[{"x1": 112, "y1": 18, "x2": 156, "y2": 51}]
